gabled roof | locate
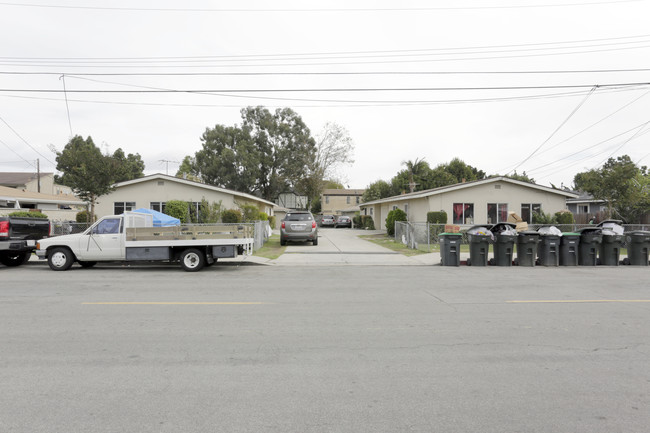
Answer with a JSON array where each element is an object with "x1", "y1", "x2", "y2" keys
[
  {"x1": 113, "y1": 173, "x2": 276, "y2": 207},
  {"x1": 322, "y1": 188, "x2": 365, "y2": 196},
  {"x1": 0, "y1": 172, "x2": 53, "y2": 187},
  {"x1": 0, "y1": 185, "x2": 83, "y2": 205},
  {"x1": 360, "y1": 176, "x2": 579, "y2": 206}
]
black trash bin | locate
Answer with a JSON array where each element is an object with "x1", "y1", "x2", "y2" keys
[
  {"x1": 515, "y1": 231, "x2": 541, "y2": 266},
  {"x1": 625, "y1": 231, "x2": 650, "y2": 266},
  {"x1": 537, "y1": 232, "x2": 561, "y2": 266},
  {"x1": 489, "y1": 223, "x2": 517, "y2": 266},
  {"x1": 578, "y1": 228, "x2": 602, "y2": 266},
  {"x1": 466, "y1": 226, "x2": 492, "y2": 266},
  {"x1": 439, "y1": 233, "x2": 462, "y2": 266},
  {"x1": 600, "y1": 233, "x2": 624, "y2": 266},
  {"x1": 559, "y1": 233, "x2": 580, "y2": 266}
]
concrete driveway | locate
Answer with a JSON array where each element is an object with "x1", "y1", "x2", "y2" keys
[{"x1": 271, "y1": 228, "x2": 429, "y2": 266}]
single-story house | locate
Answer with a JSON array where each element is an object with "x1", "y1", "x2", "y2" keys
[
  {"x1": 0, "y1": 172, "x2": 73, "y2": 196},
  {"x1": 276, "y1": 191, "x2": 308, "y2": 210},
  {"x1": 0, "y1": 185, "x2": 86, "y2": 220},
  {"x1": 321, "y1": 188, "x2": 365, "y2": 215},
  {"x1": 566, "y1": 192, "x2": 607, "y2": 223},
  {"x1": 359, "y1": 176, "x2": 578, "y2": 228},
  {"x1": 94, "y1": 173, "x2": 276, "y2": 219}
]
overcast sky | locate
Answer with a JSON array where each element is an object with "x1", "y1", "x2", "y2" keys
[{"x1": 1, "y1": 0, "x2": 649, "y2": 190}]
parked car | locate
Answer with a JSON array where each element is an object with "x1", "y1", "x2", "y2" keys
[
  {"x1": 320, "y1": 215, "x2": 336, "y2": 227},
  {"x1": 281, "y1": 211, "x2": 318, "y2": 246},
  {"x1": 0, "y1": 215, "x2": 51, "y2": 267},
  {"x1": 335, "y1": 215, "x2": 352, "y2": 228}
]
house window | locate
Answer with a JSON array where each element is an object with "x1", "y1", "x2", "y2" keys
[
  {"x1": 404, "y1": 203, "x2": 409, "y2": 217},
  {"x1": 356, "y1": 196, "x2": 360, "y2": 204},
  {"x1": 150, "y1": 202, "x2": 166, "y2": 213},
  {"x1": 487, "y1": 203, "x2": 508, "y2": 224},
  {"x1": 346, "y1": 196, "x2": 351, "y2": 204},
  {"x1": 521, "y1": 203, "x2": 541, "y2": 223},
  {"x1": 392, "y1": 205, "x2": 398, "y2": 211},
  {"x1": 453, "y1": 203, "x2": 474, "y2": 224},
  {"x1": 114, "y1": 201, "x2": 135, "y2": 215},
  {"x1": 578, "y1": 204, "x2": 589, "y2": 214},
  {"x1": 370, "y1": 208, "x2": 373, "y2": 216},
  {"x1": 325, "y1": 196, "x2": 330, "y2": 204}
]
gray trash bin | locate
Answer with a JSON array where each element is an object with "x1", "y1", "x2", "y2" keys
[
  {"x1": 466, "y1": 226, "x2": 492, "y2": 266},
  {"x1": 439, "y1": 233, "x2": 462, "y2": 266},
  {"x1": 625, "y1": 231, "x2": 650, "y2": 266},
  {"x1": 578, "y1": 228, "x2": 602, "y2": 266},
  {"x1": 489, "y1": 223, "x2": 517, "y2": 266},
  {"x1": 515, "y1": 231, "x2": 541, "y2": 266},
  {"x1": 537, "y1": 234, "x2": 561, "y2": 266},
  {"x1": 559, "y1": 233, "x2": 580, "y2": 266}
]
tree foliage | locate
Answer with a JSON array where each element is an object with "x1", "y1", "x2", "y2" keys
[
  {"x1": 55, "y1": 136, "x2": 143, "y2": 221},
  {"x1": 385, "y1": 208, "x2": 407, "y2": 236},
  {"x1": 186, "y1": 107, "x2": 316, "y2": 201},
  {"x1": 362, "y1": 180, "x2": 392, "y2": 202},
  {"x1": 573, "y1": 155, "x2": 649, "y2": 223}
]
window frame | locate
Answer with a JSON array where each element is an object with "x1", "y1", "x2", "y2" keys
[
  {"x1": 114, "y1": 201, "x2": 136, "y2": 215},
  {"x1": 453, "y1": 203, "x2": 474, "y2": 225}
]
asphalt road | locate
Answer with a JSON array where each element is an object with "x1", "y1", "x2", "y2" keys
[{"x1": 1, "y1": 262, "x2": 649, "y2": 433}]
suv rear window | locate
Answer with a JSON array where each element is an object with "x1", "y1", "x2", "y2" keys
[{"x1": 285, "y1": 213, "x2": 313, "y2": 221}]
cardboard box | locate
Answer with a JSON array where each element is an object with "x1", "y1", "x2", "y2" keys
[
  {"x1": 444, "y1": 224, "x2": 461, "y2": 233},
  {"x1": 515, "y1": 222, "x2": 529, "y2": 232},
  {"x1": 507, "y1": 212, "x2": 524, "y2": 224}
]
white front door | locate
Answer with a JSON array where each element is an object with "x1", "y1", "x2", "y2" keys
[{"x1": 82, "y1": 218, "x2": 125, "y2": 261}]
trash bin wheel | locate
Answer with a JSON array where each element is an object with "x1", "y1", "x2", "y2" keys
[{"x1": 466, "y1": 258, "x2": 471, "y2": 266}]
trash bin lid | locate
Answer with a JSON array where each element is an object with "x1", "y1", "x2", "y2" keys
[
  {"x1": 562, "y1": 232, "x2": 581, "y2": 236},
  {"x1": 577, "y1": 227, "x2": 602, "y2": 234},
  {"x1": 627, "y1": 230, "x2": 650, "y2": 236},
  {"x1": 489, "y1": 222, "x2": 516, "y2": 233},
  {"x1": 518, "y1": 231, "x2": 540, "y2": 236},
  {"x1": 596, "y1": 219, "x2": 624, "y2": 227},
  {"x1": 439, "y1": 232, "x2": 463, "y2": 236}
]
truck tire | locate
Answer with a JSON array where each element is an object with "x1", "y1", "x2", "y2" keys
[
  {"x1": 0, "y1": 251, "x2": 30, "y2": 267},
  {"x1": 78, "y1": 261, "x2": 97, "y2": 268},
  {"x1": 48, "y1": 247, "x2": 75, "y2": 271},
  {"x1": 180, "y1": 248, "x2": 205, "y2": 272}
]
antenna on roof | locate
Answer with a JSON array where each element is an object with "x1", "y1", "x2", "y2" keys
[{"x1": 159, "y1": 160, "x2": 180, "y2": 176}]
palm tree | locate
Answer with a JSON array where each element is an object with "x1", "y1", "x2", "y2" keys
[{"x1": 402, "y1": 157, "x2": 427, "y2": 193}]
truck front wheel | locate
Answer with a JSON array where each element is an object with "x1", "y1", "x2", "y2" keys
[
  {"x1": 180, "y1": 248, "x2": 205, "y2": 272},
  {"x1": 48, "y1": 247, "x2": 74, "y2": 271},
  {"x1": 0, "y1": 251, "x2": 30, "y2": 267}
]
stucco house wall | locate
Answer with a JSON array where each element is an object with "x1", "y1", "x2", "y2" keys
[
  {"x1": 321, "y1": 189, "x2": 365, "y2": 215},
  {"x1": 94, "y1": 174, "x2": 275, "y2": 218}
]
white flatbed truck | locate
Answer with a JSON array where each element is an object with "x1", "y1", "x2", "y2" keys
[{"x1": 36, "y1": 212, "x2": 254, "y2": 272}]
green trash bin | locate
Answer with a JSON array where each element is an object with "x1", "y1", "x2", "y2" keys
[
  {"x1": 439, "y1": 233, "x2": 462, "y2": 266},
  {"x1": 599, "y1": 233, "x2": 624, "y2": 266},
  {"x1": 537, "y1": 234, "x2": 561, "y2": 266},
  {"x1": 578, "y1": 228, "x2": 602, "y2": 266},
  {"x1": 466, "y1": 226, "x2": 492, "y2": 266},
  {"x1": 625, "y1": 231, "x2": 650, "y2": 266},
  {"x1": 559, "y1": 233, "x2": 580, "y2": 266},
  {"x1": 515, "y1": 231, "x2": 541, "y2": 266}
]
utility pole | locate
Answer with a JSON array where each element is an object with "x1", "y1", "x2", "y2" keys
[{"x1": 36, "y1": 158, "x2": 41, "y2": 193}]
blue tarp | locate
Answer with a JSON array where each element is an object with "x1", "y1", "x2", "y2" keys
[{"x1": 131, "y1": 208, "x2": 180, "y2": 227}]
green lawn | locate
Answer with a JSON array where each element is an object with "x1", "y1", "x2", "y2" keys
[
  {"x1": 253, "y1": 234, "x2": 286, "y2": 259},
  {"x1": 359, "y1": 234, "x2": 429, "y2": 256}
]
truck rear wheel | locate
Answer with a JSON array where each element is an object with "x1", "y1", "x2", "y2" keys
[
  {"x1": 180, "y1": 248, "x2": 205, "y2": 272},
  {"x1": 0, "y1": 251, "x2": 30, "y2": 267},
  {"x1": 48, "y1": 247, "x2": 74, "y2": 271}
]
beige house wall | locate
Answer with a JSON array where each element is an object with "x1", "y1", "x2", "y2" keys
[
  {"x1": 95, "y1": 177, "x2": 274, "y2": 218},
  {"x1": 361, "y1": 179, "x2": 572, "y2": 228},
  {"x1": 321, "y1": 189, "x2": 364, "y2": 215}
]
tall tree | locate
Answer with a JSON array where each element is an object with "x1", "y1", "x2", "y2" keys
[
  {"x1": 55, "y1": 136, "x2": 115, "y2": 221},
  {"x1": 296, "y1": 122, "x2": 354, "y2": 209},
  {"x1": 441, "y1": 158, "x2": 486, "y2": 183},
  {"x1": 188, "y1": 106, "x2": 316, "y2": 201},
  {"x1": 362, "y1": 180, "x2": 392, "y2": 202},
  {"x1": 401, "y1": 158, "x2": 428, "y2": 193},
  {"x1": 574, "y1": 155, "x2": 648, "y2": 222},
  {"x1": 110, "y1": 148, "x2": 145, "y2": 183}
]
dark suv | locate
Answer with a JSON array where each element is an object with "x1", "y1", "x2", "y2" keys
[{"x1": 280, "y1": 211, "x2": 318, "y2": 246}]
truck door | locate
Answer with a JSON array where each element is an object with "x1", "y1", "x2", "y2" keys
[{"x1": 83, "y1": 217, "x2": 125, "y2": 261}]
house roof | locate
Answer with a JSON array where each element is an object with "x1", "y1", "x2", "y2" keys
[
  {"x1": 0, "y1": 172, "x2": 53, "y2": 187},
  {"x1": 0, "y1": 185, "x2": 84, "y2": 205},
  {"x1": 322, "y1": 188, "x2": 365, "y2": 196},
  {"x1": 565, "y1": 191, "x2": 605, "y2": 203},
  {"x1": 113, "y1": 173, "x2": 277, "y2": 207},
  {"x1": 360, "y1": 176, "x2": 579, "y2": 207}
]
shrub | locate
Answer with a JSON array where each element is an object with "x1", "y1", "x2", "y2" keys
[
  {"x1": 427, "y1": 211, "x2": 447, "y2": 224},
  {"x1": 165, "y1": 200, "x2": 190, "y2": 223},
  {"x1": 76, "y1": 210, "x2": 95, "y2": 223},
  {"x1": 240, "y1": 203, "x2": 260, "y2": 222},
  {"x1": 9, "y1": 211, "x2": 48, "y2": 219},
  {"x1": 554, "y1": 210, "x2": 574, "y2": 225},
  {"x1": 268, "y1": 215, "x2": 276, "y2": 229},
  {"x1": 385, "y1": 209, "x2": 407, "y2": 236},
  {"x1": 532, "y1": 211, "x2": 556, "y2": 225},
  {"x1": 353, "y1": 214, "x2": 362, "y2": 228},
  {"x1": 198, "y1": 199, "x2": 222, "y2": 223},
  {"x1": 361, "y1": 215, "x2": 375, "y2": 230},
  {"x1": 222, "y1": 209, "x2": 242, "y2": 223}
]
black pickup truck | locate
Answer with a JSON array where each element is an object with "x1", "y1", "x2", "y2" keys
[{"x1": 0, "y1": 216, "x2": 51, "y2": 267}]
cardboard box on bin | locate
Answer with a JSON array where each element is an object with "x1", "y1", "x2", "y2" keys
[
  {"x1": 444, "y1": 224, "x2": 461, "y2": 233},
  {"x1": 507, "y1": 212, "x2": 528, "y2": 232}
]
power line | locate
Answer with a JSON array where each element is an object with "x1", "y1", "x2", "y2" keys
[
  {"x1": 507, "y1": 85, "x2": 598, "y2": 174},
  {"x1": 0, "y1": 138, "x2": 37, "y2": 169},
  {"x1": 0, "y1": 1, "x2": 641, "y2": 13},
  {"x1": 0, "y1": 114, "x2": 56, "y2": 165}
]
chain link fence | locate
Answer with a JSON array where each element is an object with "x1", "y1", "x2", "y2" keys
[
  {"x1": 395, "y1": 221, "x2": 650, "y2": 252},
  {"x1": 49, "y1": 220, "x2": 271, "y2": 251}
]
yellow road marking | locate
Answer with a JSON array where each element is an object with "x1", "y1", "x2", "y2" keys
[
  {"x1": 83, "y1": 302, "x2": 268, "y2": 305},
  {"x1": 507, "y1": 300, "x2": 650, "y2": 304}
]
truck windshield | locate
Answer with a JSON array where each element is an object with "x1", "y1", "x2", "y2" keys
[{"x1": 92, "y1": 218, "x2": 121, "y2": 234}]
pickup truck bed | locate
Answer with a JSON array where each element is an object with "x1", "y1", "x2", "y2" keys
[{"x1": 0, "y1": 216, "x2": 50, "y2": 266}]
